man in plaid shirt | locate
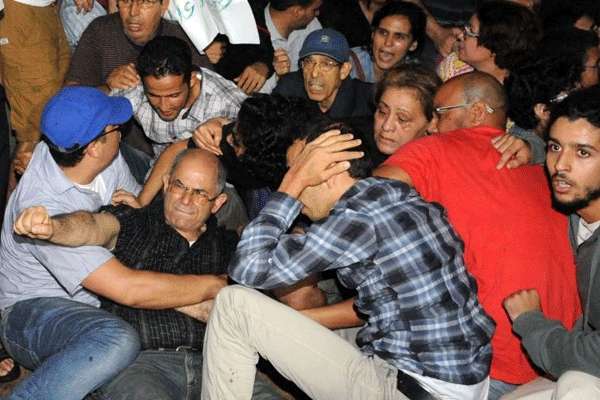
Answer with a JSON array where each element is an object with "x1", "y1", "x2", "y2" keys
[
  {"x1": 201, "y1": 129, "x2": 494, "y2": 400},
  {"x1": 113, "y1": 36, "x2": 247, "y2": 158}
]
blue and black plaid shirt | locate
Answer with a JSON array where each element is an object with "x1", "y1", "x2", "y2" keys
[{"x1": 229, "y1": 177, "x2": 494, "y2": 385}]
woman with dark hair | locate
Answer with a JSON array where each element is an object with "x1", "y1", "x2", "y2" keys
[
  {"x1": 457, "y1": 0, "x2": 542, "y2": 83},
  {"x1": 507, "y1": 28, "x2": 599, "y2": 139},
  {"x1": 349, "y1": 0, "x2": 426, "y2": 83}
]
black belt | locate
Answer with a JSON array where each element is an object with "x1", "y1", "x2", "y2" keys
[{"x1": 397, "y1": 370, "x2": 436, "y2": 400}]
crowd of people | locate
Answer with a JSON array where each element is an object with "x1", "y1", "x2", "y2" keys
[{"x1": 0, "y1": 0, "x2": 599, "y2": 399}]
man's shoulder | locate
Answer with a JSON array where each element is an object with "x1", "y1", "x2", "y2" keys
[
  {"x1": 341, "y1": 177, "x2": 414, "y2": 207},
  {"x1": 160, "y1": 18, "x2": 188, "y2": 37},
  {"x1": 82, "y1": 12, "x2": 122, "y2": 38},
  {"x1": 200, "y1": 67, "x2": 237, "y2": 88},
  {"x1": 273, "y1": 71, "x2": 306, "y2": 97},
  {"x1": 348, "y1": 78, "x2": 373, "y2": 93}
]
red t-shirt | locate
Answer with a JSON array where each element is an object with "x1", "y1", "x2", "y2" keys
[{"x1": 384, "y1": 126, "x2": 581, "y2": 384}]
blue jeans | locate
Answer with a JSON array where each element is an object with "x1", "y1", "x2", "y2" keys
[
  {"x1": 489, "y1": 378, "x2": 518, "y2": 400},
  {"x1": 0, "y1": 297, "x2": 141, "y2": 400},
  {"x1": 91, "y1": 348, "x2": 284, "y2": 400}
]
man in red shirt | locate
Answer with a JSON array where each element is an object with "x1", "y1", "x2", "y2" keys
[{"x1": 376, "y1": 71, "x2": 580, "y2": 400}]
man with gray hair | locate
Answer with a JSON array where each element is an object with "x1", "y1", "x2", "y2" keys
[
  {"x1": 14, "y1": 148, "x2": 248, "y2": 399},
  {"x1": 274, "y1": 28, "x2": 373, "y2": 119}
]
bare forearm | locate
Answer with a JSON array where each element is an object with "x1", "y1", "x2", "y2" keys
[
  {"x1": 301, "y1": 297, "x2": 364, "y2": 329},
  {"x1": 50, "y1": 211, "x2": 119, "y2": 248},
  {"x1": 117, "y1": 272, "x2": 225, "y2": 309}
]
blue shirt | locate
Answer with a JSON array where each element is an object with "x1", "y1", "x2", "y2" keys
[
  {"x1": 0, "y1": 143, "x2": 140, "y2": 309},
  {"x1": 229, "y1": 177, "x2": 494, "y2": 384}
]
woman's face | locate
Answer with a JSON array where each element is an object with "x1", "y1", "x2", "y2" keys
[
  {"x1": 373, "y1": 86, "x2": 433, "y2": 155},
  {"x1": 371, "y1": 15, "x2": 418, "y2": 72},
  {"x1": 458, "y1": 14, "x2": 494, "y2": 69},
  {"x1": 580, "y1": 46, "x2": 600, "y2": 88}
]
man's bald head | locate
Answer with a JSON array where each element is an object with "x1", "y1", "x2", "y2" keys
[
  {"x1": 163, "y1": 148, "x2": 228, "y2": 241},
  {"x1": 170, "y1": 148, "x2": 226, "y2": 195},
  {"x1": 434, "y1": 71, "x2": 507, "y2": 133}
]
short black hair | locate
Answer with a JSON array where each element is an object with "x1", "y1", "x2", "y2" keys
[
  {"x1": 297, "y1": 119, "x2": 373, "y2": 180},
  {"x1": 371, "y1": 1, "x2": 426, "y2": 56},
  {"x1": 548, "y1": 85, "x2": 600, "y2": 135},
  {"x1": 136, "y1": 36, "x2": 193, "y2": 82},
  {"x1": 44, "y1": 137, "x2": 87, "y2": 167},
  {"x1": 237, "y1": 94, "x2": 320, "y2": 189},
  {"x1": 270, "y1": 0, "x2": 313, "y2": 11},
  {"x1": 477, "y1": 1, "x2": 542, "y2": 72}
]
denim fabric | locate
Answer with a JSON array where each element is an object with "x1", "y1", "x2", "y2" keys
[
  {"x1": 92, "y1": 350, "x2": 203, "y2": 400},
  {"x1": 92, "y1": 349, "x2": 283, "y2": 400},
  {"x1": 119, "y1": 142, "x2": 152, "y2": 185},
  {"x1": 489, "y1": 378, "x2": 518, "y2": 400},
  {"x1": 59, "y1": 0, "x2": 107, "y2": 50},
  {"x1": 0, "y1": 297, "x2": 141, "y2": 400}
]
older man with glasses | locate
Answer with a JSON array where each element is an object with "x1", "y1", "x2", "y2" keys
[
  {"x1": 0, "y1": 87, "x2": 232, "y2": 400},
  {"x1": 274, "y1": 28, "x2": 374, "y2": 119}
]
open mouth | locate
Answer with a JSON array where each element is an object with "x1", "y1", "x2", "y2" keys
[{"x1": 552, "y1": 176, "x2": 574, "y2": 194}]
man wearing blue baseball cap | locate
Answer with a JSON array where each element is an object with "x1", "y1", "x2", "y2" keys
[
  {"x1": 274, "y1": 28, "x2": 374, "y2": 119},
  {"x1": 0, "y1": 87, "x2": 226, "y2": 399}
]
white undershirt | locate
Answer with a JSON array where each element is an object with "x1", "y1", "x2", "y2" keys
[
  {"x1": 75, "y1": 175, "x2": 108, "y2": 199},
  {"x1": 577, "y1": 218, "x2": 600, "y2": 246}
]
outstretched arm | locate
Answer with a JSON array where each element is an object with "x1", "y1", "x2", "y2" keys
[
  {"x1": 14, "y1": 206, "x2": 120, "y2": 249},
  {"x1": 83, "y1": 258, "x2": 227, "y2": 309}
]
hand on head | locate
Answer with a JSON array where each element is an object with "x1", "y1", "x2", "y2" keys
[{"x1": 279, "y1": 129, "x2": 364, "y2": 198}]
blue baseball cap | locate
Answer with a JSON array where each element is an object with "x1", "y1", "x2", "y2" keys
[
  {"x1": 299, "y1": 29, "x2": 350, "y2": 64},
  {"x1": 41, "y1": 86, "x2": 133, "y2": 152}
]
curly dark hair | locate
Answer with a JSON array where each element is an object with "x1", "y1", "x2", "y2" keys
[
  {"x1": 507, "y1": 59, "x2": 581, "y2": 130},
  {"x1": 236, "y1": 94, "x2": 320, "y2": 189},
  {"x1": 476, "y1": 1, "x2": 542, "y2": 72},
  {"x1": 507, "y1": 28, "x2": 598, "y2": 130}
]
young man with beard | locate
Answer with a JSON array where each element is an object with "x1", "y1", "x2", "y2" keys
[{"x1": 502, "y1": 86, "x2": 600, "y2": 399}]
